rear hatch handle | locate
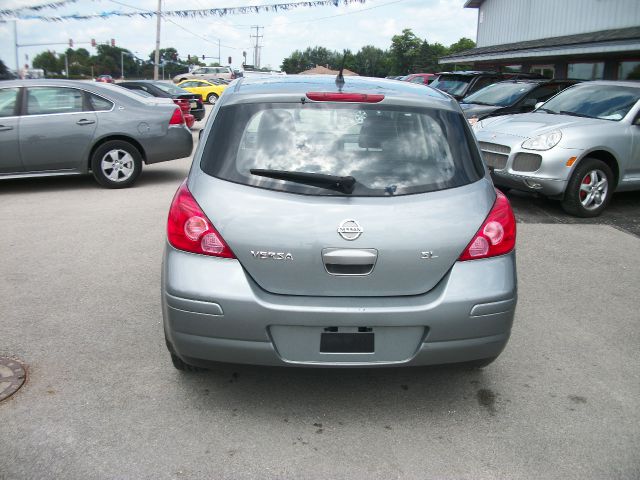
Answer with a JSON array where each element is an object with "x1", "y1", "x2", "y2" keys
[{"x1": 322, "y1": 248, "x2": 378, "y2": 276}]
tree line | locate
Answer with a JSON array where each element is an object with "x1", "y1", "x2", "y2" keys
[
  {"x1": 27, "y1": 45, "x2": 206, "y2": 79},
  {"x1": 280, "y1": 29, "x2": 475, "y2": 76}
]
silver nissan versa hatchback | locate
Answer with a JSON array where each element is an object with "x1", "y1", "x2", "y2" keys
[{"x1": 162, "y1": 75, "x2": 517, "y2": 370}]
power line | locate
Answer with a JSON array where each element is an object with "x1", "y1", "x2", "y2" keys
[
  {"x1": 282, "y1": 0, "x2": 412, "y2": 26},
  {"x1": 108, "y1": 0, "x2": 247, "y2": 51}
]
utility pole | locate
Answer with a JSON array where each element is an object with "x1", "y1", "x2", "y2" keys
[
  {"x1": 218, "y1": 39, "x2": 221, "y2": 65},
  {"x1": 13, "y1": 20, "x2": 19, "y2": 72},
  {"x1": 250, "y1": 26, "x2": 263, "y2": 69},
  {"x1": 153, "y1": 0, "x2": 162, "y2": 80}
]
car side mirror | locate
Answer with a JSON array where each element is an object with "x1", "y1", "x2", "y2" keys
[
  {"x1": 199, "y1": 129, "x2": 203, "y2": 139},
  {"x1": 534, "y1": 101, "x2": 545, "y2": 110},
  {"x1": 522, "y1": 98, "x2": 538, "y2": 107}
]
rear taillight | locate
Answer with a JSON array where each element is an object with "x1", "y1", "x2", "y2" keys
[
  {"x1": 306, "y1": 92, "x2": 384, "y2": 103},
  {"x1": 458, "y1": 189, "x2": 516, "y2": 261},
  {"x1": 173, "y1": 98, "x2": 190, "y2": 113},
  {"x1": 169, "y1": 107, "x2": 184, "y2": 126},
  {"x1": 167, "y1": 182, "x2": 235, "y2": 258}
]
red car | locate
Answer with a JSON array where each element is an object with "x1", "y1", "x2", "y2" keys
[
  {"x1": 404, "y1": 73, "x2": 438, "y2": 85},
  {"x1": 95, "y1": 75, "x2": 115, "y2": 83}
]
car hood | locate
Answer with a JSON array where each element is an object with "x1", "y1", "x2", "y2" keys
[
  {"x1": 478, "y1": 112, "x2": 605, "y2": 138},
  {"x1": 459, "y1": 103, "x2": 499, "y2": 119}
]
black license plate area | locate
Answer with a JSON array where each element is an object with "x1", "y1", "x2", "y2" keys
[{"x1": 320, "y1": 332, "x2": 374, "y2": 353}]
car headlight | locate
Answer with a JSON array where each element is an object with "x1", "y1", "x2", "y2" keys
[{"x1": 521, "y1": 131, "x2": 562, "y2": 150}]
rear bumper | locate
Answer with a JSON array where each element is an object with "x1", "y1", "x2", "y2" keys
[
  {"x1": 162, "y1": 246, "x2": 517, "y2": 367},
  {"x1": 143, "y1": 126, "x2": 193, "y2": 165}
]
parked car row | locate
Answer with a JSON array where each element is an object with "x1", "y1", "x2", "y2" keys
[
  {"x1": 473, "y1": 81, "x2": 640, "y2": 217},
  {"x1": 0, "y1": 79, "x2": 193, "y2": 188}
]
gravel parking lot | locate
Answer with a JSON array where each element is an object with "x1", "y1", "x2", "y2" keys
[{"x1": 1, "y1": 112, "x2": 639, "y2": 479}]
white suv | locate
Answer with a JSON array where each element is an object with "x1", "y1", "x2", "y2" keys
[{"x1": 173, "y1": 66, "x2": 234, "y2": 84}]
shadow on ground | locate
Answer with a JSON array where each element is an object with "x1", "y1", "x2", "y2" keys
[
  {"x1": 0, "y1": 167, "x2": 187, "y2": 194},
  {"x1": 505, "y1": 188, "x2": 640, "y2": 237}
]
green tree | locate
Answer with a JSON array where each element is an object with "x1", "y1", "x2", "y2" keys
[
  {"x1": 33, "y1": 50, "x2": 62, "y2": 76},
  {"x1": 389, "y1": 29, "x2": 422, "y2": 75},
  {"x1": 353, "y1": 45, "x2": 391, "y2": 77},
  {"x1": 447, "y1": 37, "x2": 476, "y2": 55}
]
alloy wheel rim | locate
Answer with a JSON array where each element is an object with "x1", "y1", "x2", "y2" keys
[
  {"x1": 101, "y1": 149, "x2": 135, "y2": 182},
  {"x1": 579, "y1": 169, "x2": 608, "y2": 210},
  {"x1": 208, "y1": 95, "x2": 217, "y2": 105}
]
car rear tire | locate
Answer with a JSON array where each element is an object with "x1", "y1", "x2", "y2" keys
[
  {"x1": 463, "y1": 356, "x2": 498, "y2": 369},
  {"x1": 561, "y1": 158, "x2": 614, "y2": 217},
  {"x1": 206, "y1": 93, "x2": 219, "y2": 105},
  {"x1": 170, "y1": 352, "x2": 205, "y2": 372},
  {"x1": 91, "y1": 140, "x2": 142, "y2": 188}
]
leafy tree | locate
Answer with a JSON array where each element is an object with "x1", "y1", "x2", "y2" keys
[
  {"x1": 389, "y1": 29, "x2": 422, "y2": 75},
  {"x1": 447, "y1": 37, "x2": 476, "y2": 55},
  {"x1": 353, "y1": 45, "x2": 390, "y2": 77},
  {"x1": 33, "y1": 50, "x2": 62, "y2": 76}
]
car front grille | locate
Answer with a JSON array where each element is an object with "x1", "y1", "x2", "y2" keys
[
  {"x1": 479, "y1": 142, "x2": 511, "y2": 170},
  {"x1": 478, "y1": 142, "x2": 511, "y2": 155},
  {"x1": 512, "y1": 153, "x2": 542, "y2": 172}
]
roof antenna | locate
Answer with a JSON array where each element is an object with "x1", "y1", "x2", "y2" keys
[{"x1": 335, "y1": 52, "x2": 347, "y2": 90}]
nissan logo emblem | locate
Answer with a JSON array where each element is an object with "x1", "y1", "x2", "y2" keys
[{"x1": 337, "y1": 219, "x2": 363, "y2": 241}]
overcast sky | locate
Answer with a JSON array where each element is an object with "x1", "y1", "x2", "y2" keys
[{"x1": 0, "y1": 0, "x2": 478, "y2": 71}]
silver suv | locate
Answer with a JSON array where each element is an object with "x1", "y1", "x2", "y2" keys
[
  {"x1": 173, "y1": 66, "x2": 234, "y2": 84},
  {"x1": 162, "y1": 76, "x2": 517, "y2": 370}
]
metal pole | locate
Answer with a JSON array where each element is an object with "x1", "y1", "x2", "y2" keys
[
  {"x1": 218, "y1": 39, "x2": 221, "y2": 65},
  {"x1": 13, "y1": 20, "x2": 19, "y2": 73},
  {"x1": 65, "y1": 54, "x2": 69, "y2": 78},
  {"x1": 121, "y1": 51, "x2": 124, "y2": 79},
  {"x1": 153, "y1": 0, "x2": 162, "y2": 80}
]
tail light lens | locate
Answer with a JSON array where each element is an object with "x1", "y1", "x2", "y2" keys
[
  {"x1": 169, "y1": 107, "x2": 184, "y2": 126},
  {"x1": 459, "y1": 189, "x2": 516, "y2": 261},
  {"x1": 173, "y1": 98, "x2": 190, "y2": 113},
  {"x1": 167, "y1": 182, "x2": 235, "y2": 258},
  {"x1": 306, "y1": 92, "x2": 384, "y2": 103}
]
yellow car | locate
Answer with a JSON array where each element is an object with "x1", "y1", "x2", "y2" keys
[{"x1": 177, "y1": 79, "x2": 227, "y2": 105}]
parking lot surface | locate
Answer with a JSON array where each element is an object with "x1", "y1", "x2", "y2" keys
[{"x1": 1, "y1": 117, "x2": 639, "y2": 479}]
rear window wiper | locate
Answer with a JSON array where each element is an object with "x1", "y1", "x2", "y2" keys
[
  {"x1": 250, "y1": 169, "x2": 356, "y2": 194},
  {"x1": 559, "y1": 110, "x2": 595, "y2": 118}
]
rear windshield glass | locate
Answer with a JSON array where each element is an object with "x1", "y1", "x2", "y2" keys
[
  {"x1": 430, "y1": 75, "x2": 473, "y2": 96},
  {"x1": 200, "y1": 103, "x2": 482, "y2": 197},
  {"x1": 463, "y1": 82, "x2": 534, "y2": 106}
]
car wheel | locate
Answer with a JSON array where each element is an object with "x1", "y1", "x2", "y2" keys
[
  {"x1": 207, "y1": 93, "x2": 219, "y2": 105},
  {"x1": 170, "y1": 352, "x2": 205, "y2": 372},
  {"x1": 90, "y1": 140, "x2": 142, "y2": 189},
  {"x1": 165, "y1": 333, "x2": 204, "y2": 372},
  {"x1": 463, "y1": 356, "x2": 498, "y2": 369},
  {"x1": 561, "y1": 158, "x2": 613, "y2": 217}
]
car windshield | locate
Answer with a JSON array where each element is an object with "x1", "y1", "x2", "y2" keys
[
  {"x1": 430, "y1": 75, "x2": 473, "y2": 96},
  {"x1": 200, "y1": 102, "x2": 482, "y2": 197},
  {"x1": 463, "y1": 82, "x2": 535, "y2": 106},
  {"x1": 541, "y1": 84, "x2": 640, "y2": 121},
  {"x1": 154, "y1": 83, "x2": 189, "y2": 95}
]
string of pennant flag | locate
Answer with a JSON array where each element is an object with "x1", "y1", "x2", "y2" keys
[{"x1": 0, "y1": 0, "x2": 366, "y2": 21}]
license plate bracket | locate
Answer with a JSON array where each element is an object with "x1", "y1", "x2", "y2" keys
[{"x1": 320, "y1": 332, "x2": 374, "y2": 353}]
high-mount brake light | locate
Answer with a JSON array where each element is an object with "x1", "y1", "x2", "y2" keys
[
  {"x1": 459, "y1": 189, "x2": 516, "y2": 261},
  {"x1": 167, "y1": 181, "x2": 235, "y2": 258},
  {"x1": 306, "y1": 92, "x2": 384, "y2": 103},
  {"x1": 169, "y1": 107, "x2": 185, "y2": 125}
]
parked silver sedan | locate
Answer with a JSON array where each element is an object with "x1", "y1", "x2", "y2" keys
[
  {"x1": 473, "y1": 81, "x2": 640, "y2": 216},
  {"x1": 0, "y1": 79, "x2": 193, "y2": 188},
  {"x1": 162, "y1": 76, "x2": 517, "y2": 370}
]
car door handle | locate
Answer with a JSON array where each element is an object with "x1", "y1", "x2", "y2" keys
[
  {"x1": 76, "y1": 119, "x2": 96, "y2": 126},
  {"x1": 0, "y1": 125, "x2": 13, "y2": 131}
]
